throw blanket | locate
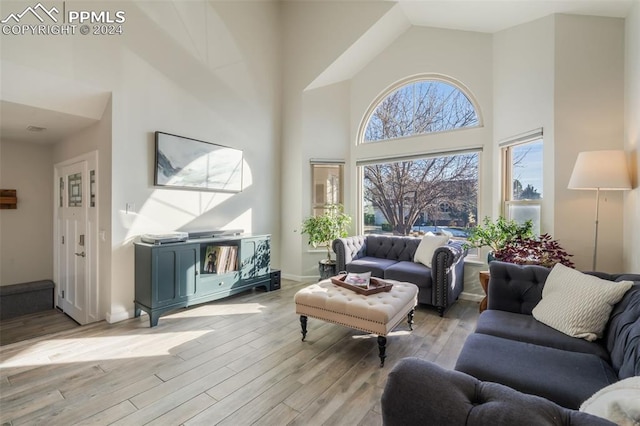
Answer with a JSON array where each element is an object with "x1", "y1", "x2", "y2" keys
[{"x1": 580, "y1": 377, "x2": 640, "y2": 426}]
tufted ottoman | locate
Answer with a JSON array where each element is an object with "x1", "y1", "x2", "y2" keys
[{"x1": 294, "y1": 279, "x2": 418, "y2": 366}]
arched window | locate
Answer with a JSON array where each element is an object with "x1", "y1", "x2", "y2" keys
[{"x1": 363, "y1": 79, "x2": 479, "y2": 142}]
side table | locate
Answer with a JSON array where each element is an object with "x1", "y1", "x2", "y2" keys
[{"x1": 479, "y1": 271, "x2": 490, "y2": 313}]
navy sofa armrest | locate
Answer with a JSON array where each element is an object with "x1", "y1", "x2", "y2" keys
[
  {"x1": 487, "y1": 261, "x2": 551, "y2": 314},
  {"x1": 382, "y1": 357, "x2": 614, "y2": 426},
  {"x1": 430, "y1": 240, "x2": 467, "y2": 315},
  {"x1": 332, "y1": 236, "x2": 367, "y2": 273},
  {"x1": 431, "y1": 240, "x2": 466, "y2": 273}
]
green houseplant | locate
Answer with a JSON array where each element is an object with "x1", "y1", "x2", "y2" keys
[
  {"x1": 465, "y1": 216, "x2": 534, "y2": 255},
  {"x1": 301, "y1": 204, "x2": 351, "y2": 270}
]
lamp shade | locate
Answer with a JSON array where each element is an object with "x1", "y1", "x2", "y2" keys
[{"x1": 568, "y1": 150, "x2": 632, "y2": 190}]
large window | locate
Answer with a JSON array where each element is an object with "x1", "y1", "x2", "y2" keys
[
  {"x1": 502, "y1": 135, "x2": 543, "y2": 234},
  {"x1": 311, "y1": 162, "x2": 344, "y2": 216},
  {"x1": 363, "y1": 79, "x2": 479, "y2": 142},
  {"x1": 359, "y1": 76, "x2": 481, "y2": 239},
  {"x1": 361, "y1": 152, "x2": 478, "y2": 237}
]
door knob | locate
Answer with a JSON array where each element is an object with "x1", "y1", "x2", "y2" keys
[{"x1": 74, "y1": 251, "x2": 86, "y2": 257}]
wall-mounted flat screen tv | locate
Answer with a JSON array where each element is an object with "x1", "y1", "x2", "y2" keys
[{"x1": 154, "y1": 131, "x2": 243, "y2": 193}]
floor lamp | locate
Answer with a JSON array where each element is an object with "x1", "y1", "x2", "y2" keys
[{"x1": 568, "y1": 150, "x2": 631, "y2": 270}]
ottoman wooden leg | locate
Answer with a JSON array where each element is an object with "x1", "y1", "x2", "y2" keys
[
  {"x1": 377, "y1": 335, "x2": 387, "y2": 367},
  {"x1": 300, "y1": 315, "x2": 308, "y2": 341},
  {"x1": 407, "y1": 308, "x2": 415, "y2": 330}
]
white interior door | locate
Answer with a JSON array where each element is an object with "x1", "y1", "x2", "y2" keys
[{"x1": 57, "y1": 161, "x2": 88, "y2": 324}]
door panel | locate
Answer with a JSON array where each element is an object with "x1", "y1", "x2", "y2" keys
[{"x1": 57, "y1": 161, "x2": 88, "y2": 324}]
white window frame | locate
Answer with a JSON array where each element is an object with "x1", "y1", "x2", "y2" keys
[
  {"x1": 310, "y1": 159, "x2": 344, "y2": 215},
  {"x1": 356, "y1": 148, "x2": 481, "y2": 243},
  {"x1": 500, "y1": 129, "x2": 543, "y2": 234}
]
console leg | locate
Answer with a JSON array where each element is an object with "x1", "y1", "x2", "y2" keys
[
  {"x1": 134, "y1": 306, "x2": 141, "y2": 318},
  {"x1": 150, "y1": 312, "x2": 160, "y2": 328},
  {"x1": 377, "y1": 335, "x2": 387, "y2": 367},
  {"x1": 407, "y1": 308, "x2": 415, "y2": 331},
  {"x1": 300, "y1": 316, "x2": 308, "y2": 341}
]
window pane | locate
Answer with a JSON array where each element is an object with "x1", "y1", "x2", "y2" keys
[
  {"x1": 507, "y1": 203, "x2": 541, "y2": 235},
  {"x1": 312, "y1": 164, "x2": 343, "y2": 207},
  {"x1": 364, "y1": 80, "x2": 478, "y2": 142},
  {"x1": 362, "y1": 153, "x2": 478, "y2": 238},
  {"x1": 511, "y1": 140, "x2": 543, "y2": 200},
  {"x1": 68, "y1": 173, "x2": 82, "y2": 207}
]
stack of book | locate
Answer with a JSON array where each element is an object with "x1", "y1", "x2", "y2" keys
[{"x1": 204, "y1": 245, "x2": 238, "y2": 274}]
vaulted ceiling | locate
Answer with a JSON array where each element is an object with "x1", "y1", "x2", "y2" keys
[{"x1": 1, "y1": 0, "x2": 635, "y2": 144}]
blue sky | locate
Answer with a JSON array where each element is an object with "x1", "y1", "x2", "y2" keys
[{"x1": 512, "y1": 140, "x2": 543, "y2": 197}]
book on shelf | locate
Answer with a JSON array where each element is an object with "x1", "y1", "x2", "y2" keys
[{"x1": 204, "y1": 245, "x2": 238, "y2": 274}]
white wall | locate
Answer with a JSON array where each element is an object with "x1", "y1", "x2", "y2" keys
[
  {"x1": 300, "y1": 81, "x2": 352, "y2": 277},
  {"x1": 493, "y1": 16, "x2": 555, "y2": 233},
  {"x1": 0, "y1": 140, "x2": 53, "y2": 285},
  {"x1": 494, "y1": 15, "x2": 626, "y2": 273},
  {"x1": 350, "y1": 25, "x2": 493, "y2": 295},
  {"x1": 1, "y1": 1, "x2": 282, "y2": 322},
  {"x1": 554, "y1": 15, "x2": 626, "y2": 272},
  {"x1": 280, "y1": 1, "x2": 395, "y2": 280},
  {"x1": 53, "y1": 100, "x2": 113, "y2": 319},
  {"x1": 624, "y1": 2, "x2": 640, "y2": 273}
]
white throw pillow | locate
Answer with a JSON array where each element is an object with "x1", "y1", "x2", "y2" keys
[
  {"x1": 414, "y1": 233, "x2": 449, "y2": 268},
  {"x1": 532, "y1": 263, "x2": 632, "y2": 341},
  {"x1": 580, "y1": 377, "x2": 640, "y2": 425}
]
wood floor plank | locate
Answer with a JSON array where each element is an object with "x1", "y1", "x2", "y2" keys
[
  {"x1": 11, "y1": 375, "x2": 163, "y2": 425},
  {"x1": 144, "y1": 392, "x2": 217, "y2": 426},
  {"x1": 74, "y1": 400, "x2": 138, "y2": 425},
  {"x1": 111, "y1": 368, "x2": 235, "y2": 425},
  {"x1": 253, "y1": 402, "x2": 300, "y2": 426},
  {"x1": 216, "y1": 374, "x2": 304, "y2": 426},
  {"x1": 0, "y1": 310, "x2": 78, "y2": 346},
  {"x1": 0, "y1": 388, "x2": 64, "y2": 423},
  {"x1": 0, "y1": 280, "x2": 478, "y2": 426},
  {"x1": 323, "y1": 378, "x2": 382, "y2": 426}
]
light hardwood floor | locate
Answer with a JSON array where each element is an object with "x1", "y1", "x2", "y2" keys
[
  {"x1": 0, "y1": 310, "x2": 79, "y2": 346},
  {"x1": 0, "y1": 280, "x2": 478, "y2": 425}
]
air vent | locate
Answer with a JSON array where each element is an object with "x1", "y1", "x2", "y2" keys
[{"x1": 26, "y1": 126, "x2": 46, "y2": 132}]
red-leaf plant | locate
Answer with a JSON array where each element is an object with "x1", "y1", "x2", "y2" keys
[{"x1": 493, "y1": 234, "x2": 574, "y2": 268}]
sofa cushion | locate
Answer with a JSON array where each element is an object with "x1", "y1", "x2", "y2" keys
[
  {"x1": 604, "y1": 284, "x2": 640, "y2": 378},
  {"x1": 346, "y1": 257, "x2": 397, "y2": 277},
  {"x1": 364, "y1": 235, "x2": 420, "y2": 261},
  {"x1": 532, "y1": 264, "x2": 632, "y2": 341},
  {"x1": 488, "y1": 261, "x2": 549, "y2": 314},
  {"x1": 384, "y1": 261, "x2": 432, "y2": 289},
  {"x1": 413, "y1": 233, "x2": 449, "y2": 268},
  {"x1": 455, "y1": 333, "x2": 618, "y2": 409},
  {"x1": 475, "y1": 310, "x2": 610, "y2": 361}
]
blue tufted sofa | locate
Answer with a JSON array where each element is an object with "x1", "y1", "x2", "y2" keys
[
  {"x1": 382, "y1": 358, "x2": 613, "y2": 425},
  {"x1": 454, "y1": 261, "x2": 640, "y2": 410},
  {"x1": 381, "y1": 262, "x2": 640, "y2": 425},
  {"x1": 332, "y1": 235, "x2": 467, "y2": 316}
]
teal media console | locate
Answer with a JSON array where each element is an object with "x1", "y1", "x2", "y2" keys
[{"x1": 134, "y1": 234, "x2": 271, "y2": 327}]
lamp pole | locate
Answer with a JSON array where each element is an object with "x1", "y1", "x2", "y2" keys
[{"x1": 592, "y1": 188, "x2": 600, "y2": 271}]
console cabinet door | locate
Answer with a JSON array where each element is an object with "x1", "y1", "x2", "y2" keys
[
  {"x1": 240, "y1": 237, "x2": 270, "y2": 281},
  {"x1": 152, "y1": 245, "x2": 198, "y2": 306}
]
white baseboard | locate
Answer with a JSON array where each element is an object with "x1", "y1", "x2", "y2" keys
[
  {"x1": 106, "y1": 308, "x2": 137, "y2": 323},
  {"x1": 282, "y1": 273, "x2": 318, "y2": 282}
]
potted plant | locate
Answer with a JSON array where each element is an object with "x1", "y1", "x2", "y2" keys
[
  {"x1": 301, "y1": 204, "x2": 351, "y2": 279},
  {"x1": 465, "y1": 216, "x2": 534, "y2": 261},
  {"x1": 493, "y1": 234, "x2": 574, "y2": 268}
]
